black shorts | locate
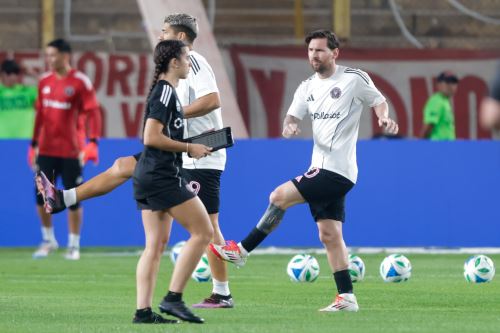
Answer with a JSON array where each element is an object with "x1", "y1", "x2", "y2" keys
[
  {"x1": 182, "y1": 168, "x2": 222, "y2": 214},
  {"x1": 135, "y1": 179, "x2": 195, "y2": 211},
  {"x1": 291, "y1": 168, "x2": 354, "y2": 222},
  {"x1": 133, "y1": 152, "x2": 142, "y2": 161},
  {"x1": 35, "y1": 155, "x2": 83, "y2": 210}
]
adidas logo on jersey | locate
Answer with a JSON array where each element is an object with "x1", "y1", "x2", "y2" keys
[{"x1": 306, "y1": 94, "x2": 315, "y2": 102}]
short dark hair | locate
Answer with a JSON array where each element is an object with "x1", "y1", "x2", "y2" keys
[
  {"x1": 47, "y1": 38, "x2": 72, "y2": 53},
  {"x1": 305, "y1": 30, "x2": 340, "y2": 50},
  {"x1": 437, "y1": 71, "x2": 459, "y2": 84},
  {"x1": 164, "y1": 13, "x2": 198, "y2": 43},
  {"x1": 1, "y1": 59, "x2": 21, "y2": 75}
]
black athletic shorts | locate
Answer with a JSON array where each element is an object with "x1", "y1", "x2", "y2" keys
[
  {"x1": 182, "y1": 168, "x2": 222, "y2": 214},
  {"x1": 135, "y1": 184, "x2": 195, "y2": 211},
  {"x1": 35, "y1": 155, "x2": 83, "y2": 210},
  {"x1": 291, "y1": 168, "x2": 354, "y2": 222}
]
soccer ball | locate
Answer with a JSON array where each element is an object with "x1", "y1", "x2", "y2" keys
[
  {"x1": 379, "y1": 254, "x2": 412, "y2": 282},
  {"x1": 286, "y1": 254, "x2": 320, "y2": 282},
  {"x1": 191, "y1": 254, "x2": 212, "y2": 282},
  {"x1": 464, "y1": 255, "x2": 495, "y2": 283},
  {"x1": 348, "y1": 254, "x2": 365, "y2": 282},
  {"x1": 169, "y1": 240, "x2": 186, "y2": 265}
]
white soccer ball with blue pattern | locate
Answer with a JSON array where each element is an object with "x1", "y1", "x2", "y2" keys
[
  {"x1": 379, "y1": 254, "x2": 412, "y2": 282},
  {"x1": 286, "y1": 254, "x2": 320, "y2": 282},
  {"x1": 348, "y1": 254, "x2": 365, "y2": 282},
  {"x1": 464, "y1": 255, "x2": 495, "y2": 283},
  {"x1": 169, "y1": 240, "x2": 186, "y2": 265},
  {"x1": 191, "y1": 254, "x2": 212, "y2": 282}
]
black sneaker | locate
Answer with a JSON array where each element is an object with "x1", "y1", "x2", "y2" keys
[
  {"x1": 192, "y1": 293, "x2": 234, "y2": 308},
  {"x1": 35, "y1": 171, "x2": 66, "y2": 214},
  {"x1": 159, "y1": 299, "x2": 204, "y2": 323},
  {"x1": 132, "y1": 311, "x2": 179, "y2": 324}
]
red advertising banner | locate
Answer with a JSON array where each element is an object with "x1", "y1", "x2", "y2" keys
[
  {"x1": 1, "y1": 51, "x2": 152, "y2": 138},
  {"x1": 230, "y1": 46, "x2": 500, "y2": 139},
  {"x1": 3, "y1": 49, "x2": 499, "y2": 139}
]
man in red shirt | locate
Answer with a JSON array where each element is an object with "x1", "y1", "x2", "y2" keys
[{"x1": 30, "y1": 38, "x2": 101, "y2": 260}]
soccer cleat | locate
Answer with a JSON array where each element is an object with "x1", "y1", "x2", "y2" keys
[
  {"x1": 159, "y1": 299, "x2": 204, "y2": 324},
  {"x1": 319, "y1": 293, "x2": 359, "y2": 312},
  {"x1": 35, "y1": 171, "x2": 66, "y2": 214},
  {"x1": 32, "y1": 241, "x2": 59, "y2": 259},
  {"x1": 192, "y1": 293, "x2": 234, "y2": 309},
  {"x1": 209, "y1": 240, "x2": 247, "y2": 268},
  {"x1": 64, "y1": 247, "x2": 80, "y2": 260},
  {"x1": 132, "y1": 311, "x2": 179, "y2": 324}
]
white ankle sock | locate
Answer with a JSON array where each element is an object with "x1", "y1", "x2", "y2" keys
[
  {"x1": 68, "y1": 233, "x2": 80, "y2": 249},
  {"x1": 238, "y1": 242, "x2": 249, "y2": 256},
  {"x1": 63, "y1": 188, "x2": 77, "y2": 207},
  {"x1": 41, "y1": 227, "x2": 57, "y2": 244},
  {"x1": 212, "y1": 278, "x2": 230, "y2": 296}
]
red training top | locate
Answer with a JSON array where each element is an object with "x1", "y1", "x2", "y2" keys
[{"x1": 33, "y1": 69, "x2": 101, "y2": 159}]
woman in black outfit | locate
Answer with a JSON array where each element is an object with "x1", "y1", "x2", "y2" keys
[{"x1": 132, "y1": 39, "x2": 213, "y2": 324}]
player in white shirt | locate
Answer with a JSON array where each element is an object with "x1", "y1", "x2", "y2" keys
[
  {"x1": 210, "y1": 30, "x2": 398, "y2": 312},
  {"x1": 36, "y1": 14, "x2": 235, "y2": 311}
]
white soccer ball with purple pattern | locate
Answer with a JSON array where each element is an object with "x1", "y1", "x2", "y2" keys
[
  {"x1": 379, "y1": 254, "x2": 412, "y2": 282},
  {"x1": 191, "y1": 254, "x2": 212, "y2": 282},
  {"x1": 464, "y1": 255, "x2": 495, "y2": 283},
  {"x1": 286, "y1": 254, "x2": 320, "y2": 282},
  {"x1": 348, "y1": 254, "x2": 365, "y2": 282}
]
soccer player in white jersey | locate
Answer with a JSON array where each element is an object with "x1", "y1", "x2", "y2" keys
[
  {"x1": 210, "y1": 30, "x2": 398, "y2": 312},
  {"x1": 36, "y1": 14, "x2": 235, "y2": 309}
]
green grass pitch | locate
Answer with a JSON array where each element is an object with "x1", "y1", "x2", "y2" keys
[{"x1": 1, "y1": 249, "x2": 499, "y2": 333}]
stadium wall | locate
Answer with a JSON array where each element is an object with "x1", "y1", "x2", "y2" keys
[
  {"x1": 2, "y1": 49, "x2": 500, "y2": 139},
  {"x1": 1, "y1": 139, "x2": 499, "y2": 248}
]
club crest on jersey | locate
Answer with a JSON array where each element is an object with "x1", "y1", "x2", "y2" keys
[
  {"x1": 42, "y1": 86, "x2": 51, "y2": 94},
  {"x1": 65, "y1": 86, "x2": 75, "y2": 97},
  {"x1": 173, "y1": 117, "x2": 183, "y2": 129},
  {"x1": 330, "y1": 87, "x2": 342, "y2": 99}
]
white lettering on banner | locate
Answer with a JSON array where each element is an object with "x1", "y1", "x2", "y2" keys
[
  {"x1": 42, "y1": 99, "x2": 71, "y2": 110},
  {"x1": 5, "y1": 49, "x2": 500, "y2": 139},
  {"x1": 1, "y1": 51, "x2": 152, "y2": 138},
  {"x1": 228, "y1": 47, "x2": 500, "y2": 139}
]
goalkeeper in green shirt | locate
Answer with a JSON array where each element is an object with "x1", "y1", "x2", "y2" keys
[
  {"x1": 0, "y1": 59, "x2": 37, "y2": 138},
  {"x1": 421, "y1": 71, "x2": 459, "y2": 140}
]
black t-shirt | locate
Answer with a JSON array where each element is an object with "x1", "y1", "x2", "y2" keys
[{"x1": 133, "y1": 80, "x2": 185, "y2": 198}]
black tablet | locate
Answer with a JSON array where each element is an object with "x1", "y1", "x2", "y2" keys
[{"x1": 184, "y1": 127, "x2": 234, "y2": 152}]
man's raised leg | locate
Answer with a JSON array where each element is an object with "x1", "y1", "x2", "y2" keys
[
  {"x1": 36, "y1": 156, "x2": 137, "y2": 214},
  {"x1": 209, "y1": 181, "x2": 304, "y2": 267}
]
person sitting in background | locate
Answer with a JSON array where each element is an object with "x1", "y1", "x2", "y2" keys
[
  {"x1": 0, "y1": 59, "x2": 37, "y2": 138},
  {"x1": 421, "y1": 71, "x2": 458, "y2": 140},
  {"x1": 480, "y1": 65, "x2": 500, "y2": 132}
]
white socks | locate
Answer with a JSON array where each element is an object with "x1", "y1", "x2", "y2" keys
[
  {"x1": 41, "y1": 227, "x2": 57, "y2": 244},
  {"x1": 68, "y1": 233, "x2": 80, "y2": 249},
  {"x1": 63, "y1": 188, "x2": 77, "y2": 207},
  {"x1": 212, "y1": 279, "x2": 230, "y2": 296}
]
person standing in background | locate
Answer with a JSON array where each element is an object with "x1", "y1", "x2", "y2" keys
[
  {"x1": 0, "y1": 59, "x2": 37, "y2": 138},
  {"x1": 31, "y1": 38, "x2": 101, "y2": 260},
  {"x1": 421, "y1": 71, "x2": 459, "y2": 140}
]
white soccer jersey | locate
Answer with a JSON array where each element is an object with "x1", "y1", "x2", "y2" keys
[
  {"x1": 177, "y1": 50, "x2": 226, "y2": 170},
  {"x1": 287, "y1": 65, "x2": 386, "y2": 183}
]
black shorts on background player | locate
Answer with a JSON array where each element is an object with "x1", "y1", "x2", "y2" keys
[
  {"x1": 292, "y1": 168, "x2": 354, "y2": 222},
  {"x1": 35, "y1": 155, "x2": 82, "y2": 209},
  {"x1": 183, "y1": 169, "x2": 222, "y2": 214}
]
